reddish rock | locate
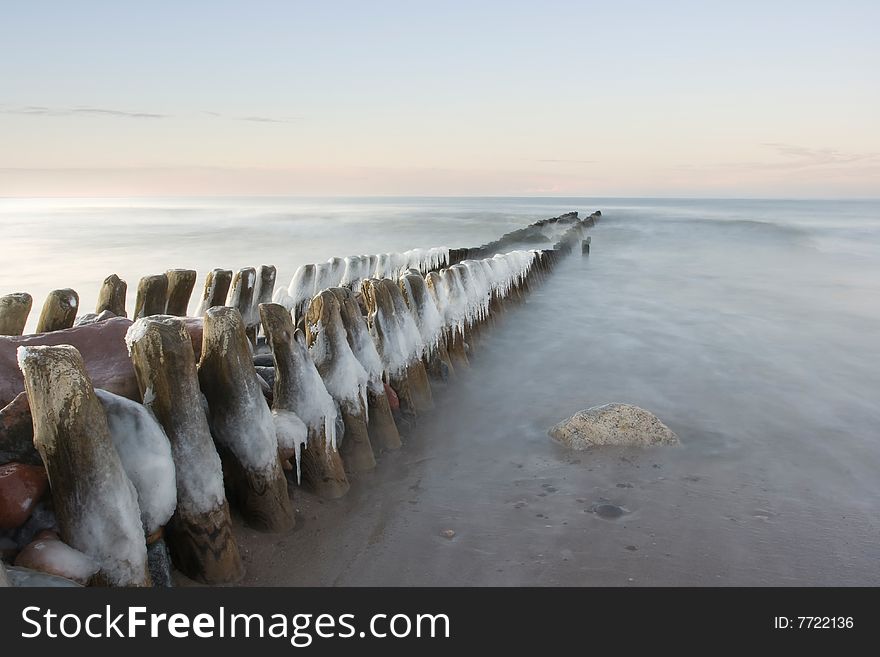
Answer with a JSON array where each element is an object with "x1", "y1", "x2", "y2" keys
[
  {"x1": 0, "y1": 462, "x2": 48, "y2": 529},
  {"x1": 0, "y1": 318, "x2": 137, "y2": 407},
  {"x1": 0, "y1": 316, "x2": 205, "y2": 407},
  {"x1": 1, "y1": 391, "x2": 40, "y2": 466},
  {"x1": 384, "y1": 383, "x2": 400, "y2": 411}
]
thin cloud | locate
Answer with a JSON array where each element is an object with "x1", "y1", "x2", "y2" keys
[
  {"x1": 0, "y1": 104, "x2": 169, "y2": 119},
  {"x1": 236, "y1": 115, "x2": 300, "y2": 124},
  {"x1": 1, "y1": 105, "x2": 299, "y2": 123},
  {"x1": 534, "y1": 158, "x2": 596, "y2": 164},
  {"x1": 761, "y1": 142, "x2": 879, "y2": 167}
]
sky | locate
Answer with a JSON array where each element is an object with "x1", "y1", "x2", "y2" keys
[{"x1": 1, "y1": 0, "x2": 878, "y2": 198}]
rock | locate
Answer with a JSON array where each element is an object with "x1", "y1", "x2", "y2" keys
[
  {"x1": 0, "y1": 317, "x2": 137, "y2": 407},
  {"x1": 0, "y1": 462, "x2": 49, "y2": 529},
  {"x1": 14, "y1": 535, "x2": 99, "y2": 585},
  {"x1": 4, "y1": 565, "x2": 82, "y2": 587},
  {"x1": 549, "y1": 403, "x2": 679, "y2": 449},
  {"x1": 0, "y1": 316, "x2": 205, "y2": 408},
  {"x1": 253, "y1": 353, "x2": 275, "y2": 367},
  {"x1": 255, "y1": 365, "x2": 276, "y2": 390},
  {"x1": 441, "y1": 529, "x2": 455, "y2": 539},
  {"x1": 0, "y1": 392, "x2": 40, "y2": 466},
  {"x1": 74, "y1": 310, "x2": 118, "y2": 327}
]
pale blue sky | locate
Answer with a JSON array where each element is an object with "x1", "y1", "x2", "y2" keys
[{"x1": 1, "y1": 1, "x2": 878, "y2": 197}]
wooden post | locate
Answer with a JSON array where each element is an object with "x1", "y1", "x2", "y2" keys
[
  {"x1": 96, "y1": 274, "x2": 127, "y2": 317},
  {"x1": 0, "y1": 560, "x2": 9, "y2": 587},
  {"x1": 253, "y1": 265, "x2": 276, "y2": 320},
  {"x1": 383, "y1": 279, "x2": 434, "y2": 413},
  {"x1": 35, "y1": 289, "x2": 78, "y2": 333},
  {"x1": 259, "y1": 303, "x2": 349, "y2": 499},
  {"x1": 227, "y1": 268, "x2": 257, "y2": 343},
  {"x1": 165, "y1": 269, "x2": 197, "y2": 316},
  {"x1": 17, "y1": 345, "x2": 150, "y2": 586},
  {"x1": 126, "y1": 315, "x2": 243, "y2": 584},
  {"x1": 400, "y1": 273, "x2": 455, "y2": 380},
  {"x1": 0, "y1": 293, "x2": 32, "y2": 336},
  {"x1": 426, "y1": 271, "x2": 469, "y2": 371},
  {"x1": 329, "y1": 287, "x2": 401, "y2": 451},
  {"x1": 195, "y1": 268, "x2": 233, "y2": 316},
  {"x1": 361, "y1": 278, "x2": 416, "y2": 418},
  {"x1": 582, "y1": 236, "x2": 591, "y2": 254},
  {"x1": 305, "y1": 291, "x2": 376, "y2": 473},
  {"x1": 134, "y1": 274, "x2": 168, "y2": 319},
  {"x1": 198, "y1": 307, "x2": 294, "y2": 532}
]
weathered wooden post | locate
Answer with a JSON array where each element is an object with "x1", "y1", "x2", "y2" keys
[
  {"x1": 426, "y1": 271, "x2": 469, "y2": 371},
  {"x1": 437, "y1": 268, "x2": 470, "y2": 369},
  {"x1": 361, "y1": 278, "x2": 416, "y2": 417},
  {"x1": 0, "y1": 293, "x2": 32, "y2": 336},
  {"x1": 126, "y1": 316, "x2": 243, "y2": 583},
  {"x1": 582, "y1": 236, "x2": 591, "y2": 254},
  {"x1": 198, "y1": 306, "x2": 294, "y2": 532},
  {"x1": 260, "y1": 303, "x2": 349, "y2": 499},
  {"x1": 165, "y1": 269, "x2": 197, "y2": 316},
  {"x1": 329, "y1": 287, "x2": 401, "y2": 451},
  {"x1": 305, "y1": 290, "x2": 376, "y2": 473},
  {"x1": 252, "y1": 265, "x2": 276, "y2": 333},
  {"x1": 383, "y1": 279, "x2": 434, "y2": 413},
  {"x1": 400, "y1": 273, "x2": 454, "y2": 380},
  {"x1": 35, "y1": 289, "x2": 78, "y2": 333},
  {"x1": 17, "y1": 345, "x2": 150, "y2": 586},
  {"x1": 227, "y1": 268, "x2": 257, "y2": 343},
  {"x1": 195, "y1": 268, "x2": 233, "y2": 316},
  {"x1": 134, "y1": 274, "x2": 169, "y2": 319},
  {"x1": 96, "y1": 274, "x2": 127, "y2": 317}
]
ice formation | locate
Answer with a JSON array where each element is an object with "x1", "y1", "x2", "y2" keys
[
  {"x1": 283, "y1": 330, "x2": 340, "y2": 453},
  {"x1": 399, "y1": 273, "x2": 444, "y2": 354},
  {"x1": 330, "y1": 287, "x2": 385, "y2": 393},
  {"x1": 96, "y1": 389, "x2": 177, "y2": 535},
  {"x1": 306, "y1": 291, "x2": 370, "y2": 413}
]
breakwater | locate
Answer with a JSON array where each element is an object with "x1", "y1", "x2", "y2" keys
[{"x1": 0, "y1": 210, "x2": 599, "y2": 586}]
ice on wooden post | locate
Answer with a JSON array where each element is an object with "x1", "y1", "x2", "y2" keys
[
  {"x1": 284, "y1": 264, "x2": 317, "y2": 321},
  {"x1": 164, "y1": 269, "x2": 197, "y2": 317},
  {"x1": 361, "y1": 278, "x2": 415, "y2": 417},
  {"x1": 96, "y1": 274, "x2": 127, "y2": 317},
  {"x1": 125, "y1": 316, "x2": 243, "y2": 584},
  {"x1": 36, "y1": 288, "x2": 79, "y2": 333},
  {"x1": 330, "y1": 287, "x2": 401, "y2": 450},
  {"x1": 16, "y1": 345, "x2": 150, "y2": 587},
  {"x1": 198, "y1": 306, "x2": 294, "y2": 532},
  {"x1": 0, "y1": 293, "x2": 32, "y2": 337},
  {"x1": 400, "y1": 273, "x2": 453, "y2": 380},
  {"x1": 306, "y1": 290, "x2": 375, "y2": 473},
  {"x1": 134, "y1": 274, "x2": 168, "y2": 319},
  {"x1": 259, "y1": 303, "x2": 349, "y2": 499},
  {"x1": 384, "y1": 279, "x2": 433, "y2": 412},
  {"x1": 195, "y1": 268, "x2": 233, "y2": 316},
  {"x1": 426, "y1": 271, "x2": 468, "y2": 370}
]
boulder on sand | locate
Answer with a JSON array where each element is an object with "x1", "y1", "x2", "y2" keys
[{"x1": 549, "y1": 403, "x2": 679, "y2": 449}]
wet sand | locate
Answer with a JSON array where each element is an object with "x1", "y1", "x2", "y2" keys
[{"x1": 234, "y1": 249, "x2": 880, "y2": 586}]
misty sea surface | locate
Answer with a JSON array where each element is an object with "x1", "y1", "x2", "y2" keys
[{"x1": 2, "y1": 196, "x2": 879, "y2": 585}]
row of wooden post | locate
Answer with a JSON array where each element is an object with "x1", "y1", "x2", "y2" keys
[{"x1": 4, "y1": 212, "x2": 597, "y2": 585}]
